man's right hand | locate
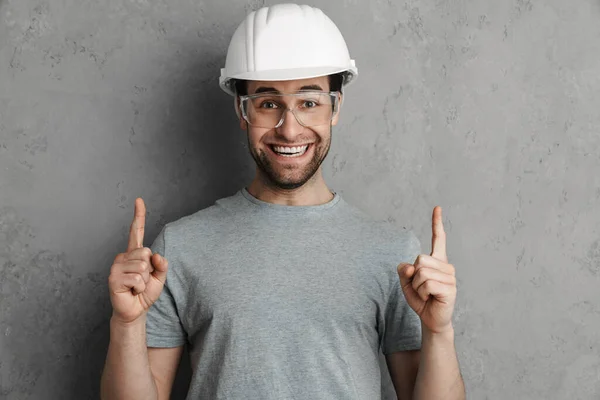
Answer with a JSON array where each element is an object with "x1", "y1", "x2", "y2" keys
[{"x1": 108, "y1": 198, "x2": 169, "y2": 324}]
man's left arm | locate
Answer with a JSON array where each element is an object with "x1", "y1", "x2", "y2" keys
[
  {"x1": 385, "y1": 327, "x2": 464, "y2": 400},
  {"x1": 387, "y1": 206, "x2": 466, "y2": 400},
  {"x1": 385, "y1": 349, "x2": 419, "y2": 400}
]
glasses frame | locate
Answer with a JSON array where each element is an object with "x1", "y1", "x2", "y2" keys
[{"x1": 238, "y1": 91, "x2": 342, "y2": 129}]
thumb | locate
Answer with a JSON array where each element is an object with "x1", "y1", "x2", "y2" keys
[
  {"x1": 397, "y1": 263, "x2": 422, "y2": 307},
  {"x1": 151, "y1": 253, "x2": 169, "y2": 284},
  {"x1": 397, "y1": 263, "x2": 415, "y2": 290}
]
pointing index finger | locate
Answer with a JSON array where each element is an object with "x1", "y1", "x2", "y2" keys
[
  {"x1": 431, "y1": 205, "x2": 448, "y2": 263},
  {"x1": 127, "y1": 198, "x2": 146, "y2": 252}
]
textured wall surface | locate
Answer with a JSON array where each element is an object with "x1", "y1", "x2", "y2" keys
[{"x1": 1, "y1": 0, "x2": 599, "y2": 399}]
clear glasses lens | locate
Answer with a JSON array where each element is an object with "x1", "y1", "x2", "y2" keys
[{"x1": 241, "y1": 91, "x2": 339, "y2": 128}]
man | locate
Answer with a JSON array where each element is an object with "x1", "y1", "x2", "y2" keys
[{"x1": 101, "y1": 4, "x2": 465, "y2": 400}]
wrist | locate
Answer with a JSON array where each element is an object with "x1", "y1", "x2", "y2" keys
[
  {"x1": 422, "y1": 323, "x2": 455, "y2": 338},
  {"x1": 110, "y1": 313, "x2": 147, "y2": 329},
  {"x1": 109, "y1": 313, "x2": 147, "y2": 348}
]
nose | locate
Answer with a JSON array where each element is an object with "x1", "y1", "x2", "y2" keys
[{"x1": 275, "y1": 109, "x2": 305, "y2": 139}]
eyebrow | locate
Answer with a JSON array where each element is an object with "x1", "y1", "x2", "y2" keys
[{"x1": 252, "y1": 84, "x2": 324, "y2": 94}]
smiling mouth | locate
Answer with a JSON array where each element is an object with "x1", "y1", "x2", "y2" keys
[{"x1": 270, "y1": 144, "x2": 310, "y2": 157}]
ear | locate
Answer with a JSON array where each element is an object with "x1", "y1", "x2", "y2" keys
[
  {"x1": 234, "y1": 96, "x2": 248, "y2": 131},
  {"x1": 331, "y1": 93, "x2": 343, "y2": 126}
]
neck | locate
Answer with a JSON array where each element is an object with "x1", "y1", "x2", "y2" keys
[{"x1": 246, "y1": 168, "x2": 334, "y2": 206}]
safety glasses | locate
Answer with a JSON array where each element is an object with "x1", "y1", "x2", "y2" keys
[{"x1": 239, "y1": 91, "x2": 341, "y2": 129}]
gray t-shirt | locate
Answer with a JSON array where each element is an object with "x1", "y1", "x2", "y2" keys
[{"x1": 147, "y1": 187, "x2": 422, "y2": 400}]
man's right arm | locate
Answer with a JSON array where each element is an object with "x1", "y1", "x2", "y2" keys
[
  {"x1": 100, "y1": 315, "x2": 183, "y2": 400},
  {"x1": 101, "y1": 198, "x2": 183, "y2": 400}
]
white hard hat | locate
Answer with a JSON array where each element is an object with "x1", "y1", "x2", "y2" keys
[{"x1": 219, "y1": 3, "x2": 358, "y2": 96}]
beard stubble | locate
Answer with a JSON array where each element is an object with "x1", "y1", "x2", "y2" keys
[{"x1": 247, "y1": 126, "x2": 332, "y2": 190}]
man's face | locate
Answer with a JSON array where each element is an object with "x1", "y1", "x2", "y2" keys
[{"x1": 238, "y1": 76, "x2": 342, "y2": 190}]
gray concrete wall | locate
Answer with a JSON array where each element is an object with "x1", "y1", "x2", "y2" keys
[{"x1": 1, "y1": 0, "x2": 599, "y2": 399}]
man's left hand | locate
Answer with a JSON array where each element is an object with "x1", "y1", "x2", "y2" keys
[{"x1": 397, "y1": 206, "x2": 457, "y2": 334}]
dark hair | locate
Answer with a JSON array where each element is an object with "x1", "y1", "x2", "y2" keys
[{"x1": 234, "y1": 72, "x2": 345, "y2": 96}]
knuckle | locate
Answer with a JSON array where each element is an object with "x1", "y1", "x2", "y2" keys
[
  {"x1": 414, "y1": 267, "x2": 426, "y2": 279},
  {"x1": 415, "y1": 254, "x2": 428, "y2": 266},
  {"x1": 412, "y1": 268, "x2": 421, "y2": 280},
  {"x1": 137, "y1": 260, "x2": 148, "y2": 272},
  {"x1": 144, "y1": 247, "x2": 153, "y2": 259}
]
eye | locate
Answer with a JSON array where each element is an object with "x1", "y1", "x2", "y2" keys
[
  {"x1": 259, "y1": 101, "x2": 279, "y2": 109},
  {"x1": 302, "y1": 100, "x2": 318, "y2": 108}
]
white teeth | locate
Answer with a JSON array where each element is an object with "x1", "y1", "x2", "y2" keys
[{"x1": 273, "y1": 145, "x2": 308, "y2": 154}]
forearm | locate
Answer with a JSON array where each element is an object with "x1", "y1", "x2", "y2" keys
[
  {"x1": 100, "y1": 315, "x2": 158, "y2": 400},
  {"x1": 413, "y1": 325, "x2": 465, "y2": 400}
]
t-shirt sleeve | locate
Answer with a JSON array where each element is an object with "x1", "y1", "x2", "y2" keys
[
  {"x1": 145, "y1": 225, "x2": 187, "y2": 348},
  {"x1": 380, "y1": 230, "x2": 423, "y2": 355}
]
